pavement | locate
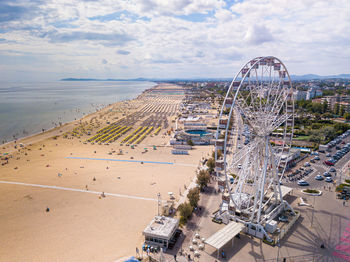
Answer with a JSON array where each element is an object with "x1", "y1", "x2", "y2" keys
[
  {"x1": 158, "y1": 175, "x2": 350, "y2": 261},
  {"x1": 152, "y1": 135, "x2": 350, "y2": 261}
]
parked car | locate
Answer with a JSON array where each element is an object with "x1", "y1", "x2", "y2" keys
[
  {"x1": 314, "y1": 156, "x2": 320, "y2": 160},
  {"x1": 324, "y1": 160, "x2": 335, "y2": 166},
  {"x1": 326, "y1": 153, "x2": 331, "y2": 157},
  {"x1": 304, "y1": 162, "x2": 311, "y2": 167},
  {"x1": 325, "y1": 177, "x2": 333, "y2": 183},
  {"x1": 298, "y1": 180, "x2": 309, "y2": 186},
  {"x1": 323, "y1": 172, "x2": 331, "y2": 177},
  {"x1": 329, "y1": 167, "x2": 336, "y2": 172},
  {"x1": 315, "y1": 175, "x2": 324, "y2": 180}
]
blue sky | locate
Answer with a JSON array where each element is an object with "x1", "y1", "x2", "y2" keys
[{"x1": 0, "y1": 0, "x2": 349, "y2": 81}]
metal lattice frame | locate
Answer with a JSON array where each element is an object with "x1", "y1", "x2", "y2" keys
[{"x1": 215, "y1": 56, "x2": 295, "y2": 240}]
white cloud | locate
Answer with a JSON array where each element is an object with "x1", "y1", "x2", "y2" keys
[
  {"x1": 0, "y1": 0, "x2": 350, "y2": 80},
  {"x1": 244, "y1": 24, "x2": 274, "y2": 45}
]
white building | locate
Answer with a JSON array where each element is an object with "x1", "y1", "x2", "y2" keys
[
  {"x1": 306, "y1": 86, "x2": 322, "y2": 100},
  {"x1": 293, "y1": 90, "x2": 307, "y2": 101},
  {"x1": 143, "y1": 216, "x2": 179, "y2": 249}
]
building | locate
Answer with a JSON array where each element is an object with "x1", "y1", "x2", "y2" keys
[
  {"x1": 321, "y1": 95, "x2": 350, "y2": 111},
  {"x1": 143, "y1": 216, "x2": 179, "y2": 249},
  {"x1": 293, "y1": 90, "x2": 307, "y2": 101},
  {"x1": 278, "y1": 148, "x2": 301, "y2": 170},
  {"x1": 339, "y1": 102, "x2": 350, "y2": 113},
  {"x1": 306, "y1": 86, "x2": 322, "y2": 100}
]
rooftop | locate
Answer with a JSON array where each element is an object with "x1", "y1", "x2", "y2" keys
[
  {"x1": 143, "y1": 216, "x2": 179, "y2": 239},
  {"x1": 205, "y1": 221, "x2": 245, "y2": 250}
]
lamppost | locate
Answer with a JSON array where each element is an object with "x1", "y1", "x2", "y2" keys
[{"x1": 157, "y1": 193, "x2": 161, "y2": 216}]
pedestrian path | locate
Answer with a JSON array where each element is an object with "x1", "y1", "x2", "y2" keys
[
  {"x1": 0, "y1": 180, "x2": 159, "y2": 202},
  {"x1": 66, "y1": 156, "x2": 197, "y2": 167}
]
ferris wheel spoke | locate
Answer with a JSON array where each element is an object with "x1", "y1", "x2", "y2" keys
[
  {"x1": 236, "y1": 101, "x2": 258, "y2": 127},
  {"x1": 270, "y1": 113, "x2": 292, "y2": 132},
  {"x1": 226, "y1": 140, "x2": 259, "y2": 171}
]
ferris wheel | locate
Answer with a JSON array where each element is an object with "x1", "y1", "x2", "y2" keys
[{"x1": 215, "y1": 56, "x2": 295, "y2": 240}]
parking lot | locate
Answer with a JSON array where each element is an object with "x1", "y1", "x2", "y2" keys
[{"x1": 284, "y1": 129, "x2": 350, "y2": 190}]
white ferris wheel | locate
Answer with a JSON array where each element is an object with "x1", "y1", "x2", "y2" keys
[{"x1": 215, "y1": 56, "x2": 295, "y2": 240}]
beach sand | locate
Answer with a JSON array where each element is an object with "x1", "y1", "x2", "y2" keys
[{"x1": 0, "y1": 84, "x2": 213, "y2": 261}]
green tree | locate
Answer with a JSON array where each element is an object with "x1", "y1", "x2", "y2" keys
[
  {"x1": 187, "y1": 187, "x2": 200, "y2": 207},
  {"x1": 313, "y1": 113, "x2": 321, "y2": 121},
  {"x1": 344, "y1": 112, "x2": 350, "y2": 121},
  {"x1": 334, "y1": 103, "x2": 340, "y2": 115},
  {"x1": 187, "y1": 139, "x2": 194, "y2": 146},
  {"x1": 309, "y1": 130, "x2": 322, "y2": 143},
  {"x1": 322, "y1": 126, "x2": 336, "y2": 141},
  {"x1": 206, "y1": 157, "x2": 215, "y2": 173},
  {"x1": 311, "y1": 103, "x2": 323, "y2": 114},
  {"x1": 322, "y1": 112, "x2": 333, "y2": 119},
  {"x1": 322, "y1": 101, "x2": 328, "y2": 113},
  {"x1": 340, "y1": 105, "x2": 345, "y2": 117},
  {"x1": 196, "y1": 170, "x2": 211, "y2": 190},
  {"x1": 212, "y1": 149, "x2": 222, "y2": 159},
  {"x1": 311, "y1": 123, "x2": 322, "y2": 129},
  {"x1": 178, "y1": 202, "x2": 193, "y2": 223}
]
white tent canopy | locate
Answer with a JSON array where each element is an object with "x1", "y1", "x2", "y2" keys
[{"x1": 205, "y1": 221, "x2": 245, "y2": 250}]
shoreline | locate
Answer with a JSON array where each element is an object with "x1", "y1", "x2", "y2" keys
[
  {"x1": 0, "y1": 84, "x2": 157, "y2": 150},
  {"x1": 0, "y1": 81, "x2": 157, "y2": 147}
]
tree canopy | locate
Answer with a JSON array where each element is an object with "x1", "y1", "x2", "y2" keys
[
  {"x1": 196, "y1": 170, "x2": 211, "y2": 190},
  {"x1": 187, "y1": 187, "x2": 200, "y2": 207}
]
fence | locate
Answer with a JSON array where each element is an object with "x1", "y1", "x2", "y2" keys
[{"x1": 275, "y1": 211, "x2": 300, "y2": 244}]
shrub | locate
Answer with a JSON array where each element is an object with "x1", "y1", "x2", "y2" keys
[
  {"x1": 345, "y1": 179, "x2": 350, "y2": 184},
  {"x1": 303, "y1": 189, "x2": 319, "y2": 194},
  {"x1": 336, "y1": 183, "x2": 350, "y2": 192}
]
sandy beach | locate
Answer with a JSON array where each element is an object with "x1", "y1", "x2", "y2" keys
[{"x1": 0, "y1": 84, "x2": 213, "y2": 261}]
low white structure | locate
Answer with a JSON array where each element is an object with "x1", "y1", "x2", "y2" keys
[
  {"x1": 205, "y1": 221, "x2": 245, "y2": 258},
  {"x1": 143, "y1": 216, "x2": 179, "y2": 249}
]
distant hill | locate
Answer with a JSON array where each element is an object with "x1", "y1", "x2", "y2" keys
[
  {"x1": 61, "y1": 74, "x2": 350, "y2": 82},
  {"x1": 60, "y1": 78, "x2": 148, "y2": 81},
  {"x1": 290, "y1": 74, "x2": 350, "y2": 80}
]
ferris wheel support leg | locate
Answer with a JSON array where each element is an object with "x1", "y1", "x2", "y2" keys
[
  {"x1": 246, "y1": 222, "x2": 273, "y2": 243},
  {"x1": 282, "y1": 200, "x2": 295, "y2": 215}
]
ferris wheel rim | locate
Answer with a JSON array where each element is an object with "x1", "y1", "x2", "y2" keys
[{"x1": 215, "y1": 56, "x2": 295, "y2": 220}]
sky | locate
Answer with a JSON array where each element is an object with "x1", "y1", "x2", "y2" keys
[{"x1": 0, "y1": 0, "x2": 350, "y2": 81}]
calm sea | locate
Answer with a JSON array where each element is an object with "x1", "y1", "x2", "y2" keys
[{"x1": 0, "y1": 81, "x2": 156, "y2": 144}]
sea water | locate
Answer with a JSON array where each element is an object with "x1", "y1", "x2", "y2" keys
[{"x1": 0, "y1": 81, "x2": 156, "y2": 144}]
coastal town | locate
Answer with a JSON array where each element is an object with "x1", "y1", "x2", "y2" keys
[{"x1": 1, "y1": 69, "x2": 350, "y2": 261}]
